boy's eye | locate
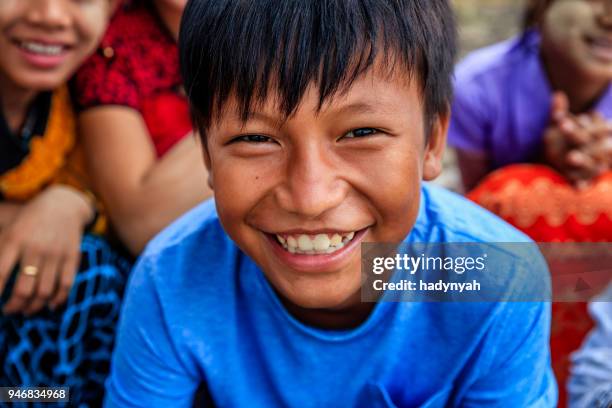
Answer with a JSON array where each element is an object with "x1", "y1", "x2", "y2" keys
[
  {"x1": 341, "y1": 128, "x2": 379, "y2": 139},
  {"x1": 230, "y1": 134, "x2": 274, "y2": 144}
]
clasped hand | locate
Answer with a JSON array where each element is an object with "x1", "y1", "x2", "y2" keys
[
  {"x1": 0, "y1": 185, "x2": 93, "y2": 316},
  {"x1": 544, "y1": 92, "x2": 612, "y2": 188}
]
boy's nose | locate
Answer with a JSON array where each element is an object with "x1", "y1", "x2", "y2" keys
[
  {"x1": 275, "y1": 144, "x2": 348, "y2": 219},
  {"x1": 25, "y1": 0, "x2": 72, "y2": 29}
]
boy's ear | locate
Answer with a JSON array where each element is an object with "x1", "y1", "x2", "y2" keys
[
  {"x1": 197, "y1": 133, "x2": 214, "y2": 190},
  {"x1": 422, "y1": 109, "x2": 450, "y2": 181}
]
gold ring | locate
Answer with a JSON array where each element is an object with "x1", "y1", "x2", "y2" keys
[{"x1": 22, "y1": 265, "x2": 39, "y2": 277}]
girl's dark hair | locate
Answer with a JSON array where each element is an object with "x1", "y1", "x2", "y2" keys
[
  {"x1": 180, "y1": 0, "x2": 457, "y2": 132},
  {"x1": 523, "y1": 0, "x2": 554, "y2": 30}
]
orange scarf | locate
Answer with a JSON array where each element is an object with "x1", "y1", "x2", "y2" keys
[{"x1": 0, "y1": 86, "x2": 106, "y2": 234}]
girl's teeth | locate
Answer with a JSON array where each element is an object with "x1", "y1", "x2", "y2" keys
[
  {"x1": 21, "y1": 41, "x2": 64, "y2": 56},
  {"x1": 276, "y1": 231, "x2": 358, "y2": 255}
]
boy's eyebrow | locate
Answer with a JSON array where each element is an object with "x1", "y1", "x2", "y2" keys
[
  {"x1": 330, "y1": 102, "x2": 379, "y2": 116},
  {"x1": 246, "y1": 102, "x2": 378, "y2": 122},
  {"x1": 234, "y1": 102, "x2": 382, "y2": 130},
  {"x1": 242, "y1": 111, "x2": 285, "y2": 128}
]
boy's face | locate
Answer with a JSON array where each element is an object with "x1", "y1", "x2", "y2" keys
[
  {"x1": 542, "y1": 0, "x2": 612, "y2": 78},
  {"x1": 203, "y1": 67, "x2": 447, "y2": 311},
  {"x1": 0, "y1": 0, "x2": 111, "y2": 91}
]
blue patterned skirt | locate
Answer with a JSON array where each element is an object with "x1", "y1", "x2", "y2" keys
[{"x1": 0, "y1": 234, "x2": 131, "y2": 408}]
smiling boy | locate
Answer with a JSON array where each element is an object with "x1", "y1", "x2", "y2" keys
[{"x1": 105, "y1": 1, "x2": 557, "y2": 407}]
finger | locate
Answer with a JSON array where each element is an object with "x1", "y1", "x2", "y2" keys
[
  {"x1": 588, "y1": 137, "x2": 612, "y2": 162},
  {"x1": 551, "y1": 91, "x2": 570, "y2": 123},
  {"x1": 48, "y1": 250, "x2": 80, "y2": 309},
  {"x1": 0, "y1": 238, "x2": 20, "y2": 297},
  {"x1": 576, "y1": 114, "x2": 593, "y2": 130},
  {"x1": 590, "y1": 111, "x2": 606, "y2": 126},
  {"x1": 3, "y1": 255, "x2": 41, "y2": 315},
  {"x1": 559, "y1": 119, "x2": 591, "y2": 145},
  {"x1": 23, "y1": 256, "x2": 59, "y2": 316},
  {"x1": 566, "y1": 149, "x2": 596, "y2": 168},
  {"x1": 592, "y1": 122, "x2": 612, "y2": 141}
]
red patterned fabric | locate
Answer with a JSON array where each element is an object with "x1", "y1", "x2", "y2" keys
[
  {"x1": 468, "y1": 165, "x2": 612, "y2": 242},
  {"x1": 468, "y1": 164, "x2": 612, "y2": 407},
  {"x1": 74, "y1": 2, "x2": 191, "y2": 157}
]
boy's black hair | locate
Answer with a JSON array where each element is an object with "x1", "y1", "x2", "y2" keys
[{"x1": 180, "y1": 0, "x2": 457, "y2": 133}]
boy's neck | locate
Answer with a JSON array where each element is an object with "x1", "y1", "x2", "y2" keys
[
  {"x1": 540, "y1": 48, "x2": 610, "y2": 114},
  {"x1": 0, "y1": 74, "x2": 38, "y2": 134},
  {"x1": 281, "y1": 292, "x2": 375, "y2": 330}
]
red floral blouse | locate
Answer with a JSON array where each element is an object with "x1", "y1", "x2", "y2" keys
[{"x1": 75, "y1": 2, "x2": 192, "y2": 157}]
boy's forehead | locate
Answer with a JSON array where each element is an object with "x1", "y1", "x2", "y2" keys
[{"x1": 215, "y1": 63, "x2": 422, "y2": 124}]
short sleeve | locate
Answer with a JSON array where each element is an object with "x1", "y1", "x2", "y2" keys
[
  {"x1": 104, "y1": 255, "x2": 199, "y2": 408},
  {"x1": 448, "y1": 75, "x2": 493, "y2": 155},
  {"x1": 74, "y1": 48, "x2": 140, "y2": 111},
  {"x1": 463, "y1": 300, "x2": 558, "y2": 407},
  {"x1": 461, "y1": 257, "x2": 557, "y2": 407}
]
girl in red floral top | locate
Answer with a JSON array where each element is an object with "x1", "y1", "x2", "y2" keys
[{"x1": 76, "y1": 0, "x2": 212, "y2": 255}]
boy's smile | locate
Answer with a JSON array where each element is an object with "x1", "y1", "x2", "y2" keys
[{"x1": 204, "y1": 65, "x2": 448, "y2": 317}]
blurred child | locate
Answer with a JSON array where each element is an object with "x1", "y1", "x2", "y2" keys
[
  {"x1": 450, "y1": 0, "x2": 612, "y2": 193},
  {"x1": 450, "y1": 0, "x2": 612, "y2": 242},
  {"x1": 75, "y1": 0, "x2": 211, "y2": 256},
  {"x1": 568, "y1": 284, "x2": 612, "y2": 408},
  {"x1": 104, "y1": 1, "x2": 557, "y2": 406},
  {"x1": 449, "y1": 0, "x2": 612, "y2": 405},
  {"x1": 0, "y1": 0, "x2": 127, "y2": 405}
]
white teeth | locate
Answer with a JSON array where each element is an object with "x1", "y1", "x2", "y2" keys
[
  {"x1": 275, "y1": 231, "x2": 359, "y2": 255},
  {"x1": 297, "y1": 235, "x2": 314, "y2": 251},
  {"x1": 313, "y1": 234, "x2": 330, "y2": 251},
  {"x1": 21, "y1": 41, "x2": 64, "y2": 56},
  {"x1": 286, "y1": 236, "x2": 297, "y2": 248},
  {"x1": 330, "y1": 234, "x2": 342, "y2": 246}
]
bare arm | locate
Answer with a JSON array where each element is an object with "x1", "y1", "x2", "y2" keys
[
  {"x1": 79, "y1": 106, "x2": 212, "y2": 255},
  {"x1": 0, "y1": 203, "x2": 22, "y2": 228},
  {"x1": 455, "y1": 149, "x2": 491, "y2": 193}
]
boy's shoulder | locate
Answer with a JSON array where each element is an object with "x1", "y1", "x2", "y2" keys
[
  {"x1": 140, "y1": 199, "x2": 240, "y2": 292},
  {"x1": 144, "y1": 198, "x2": 223, "y2": 255},
  {"x1": 415, "y1": 183, "x2": 532, "y2": 244}
]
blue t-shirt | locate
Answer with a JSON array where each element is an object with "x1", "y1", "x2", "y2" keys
[{"x1": 105, "y1": 184, "x2": 557, "y2": 407}]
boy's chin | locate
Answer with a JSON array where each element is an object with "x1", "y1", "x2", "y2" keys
[{"x1": 278, "y1": 281, "x2": 362, "y2": 311}]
